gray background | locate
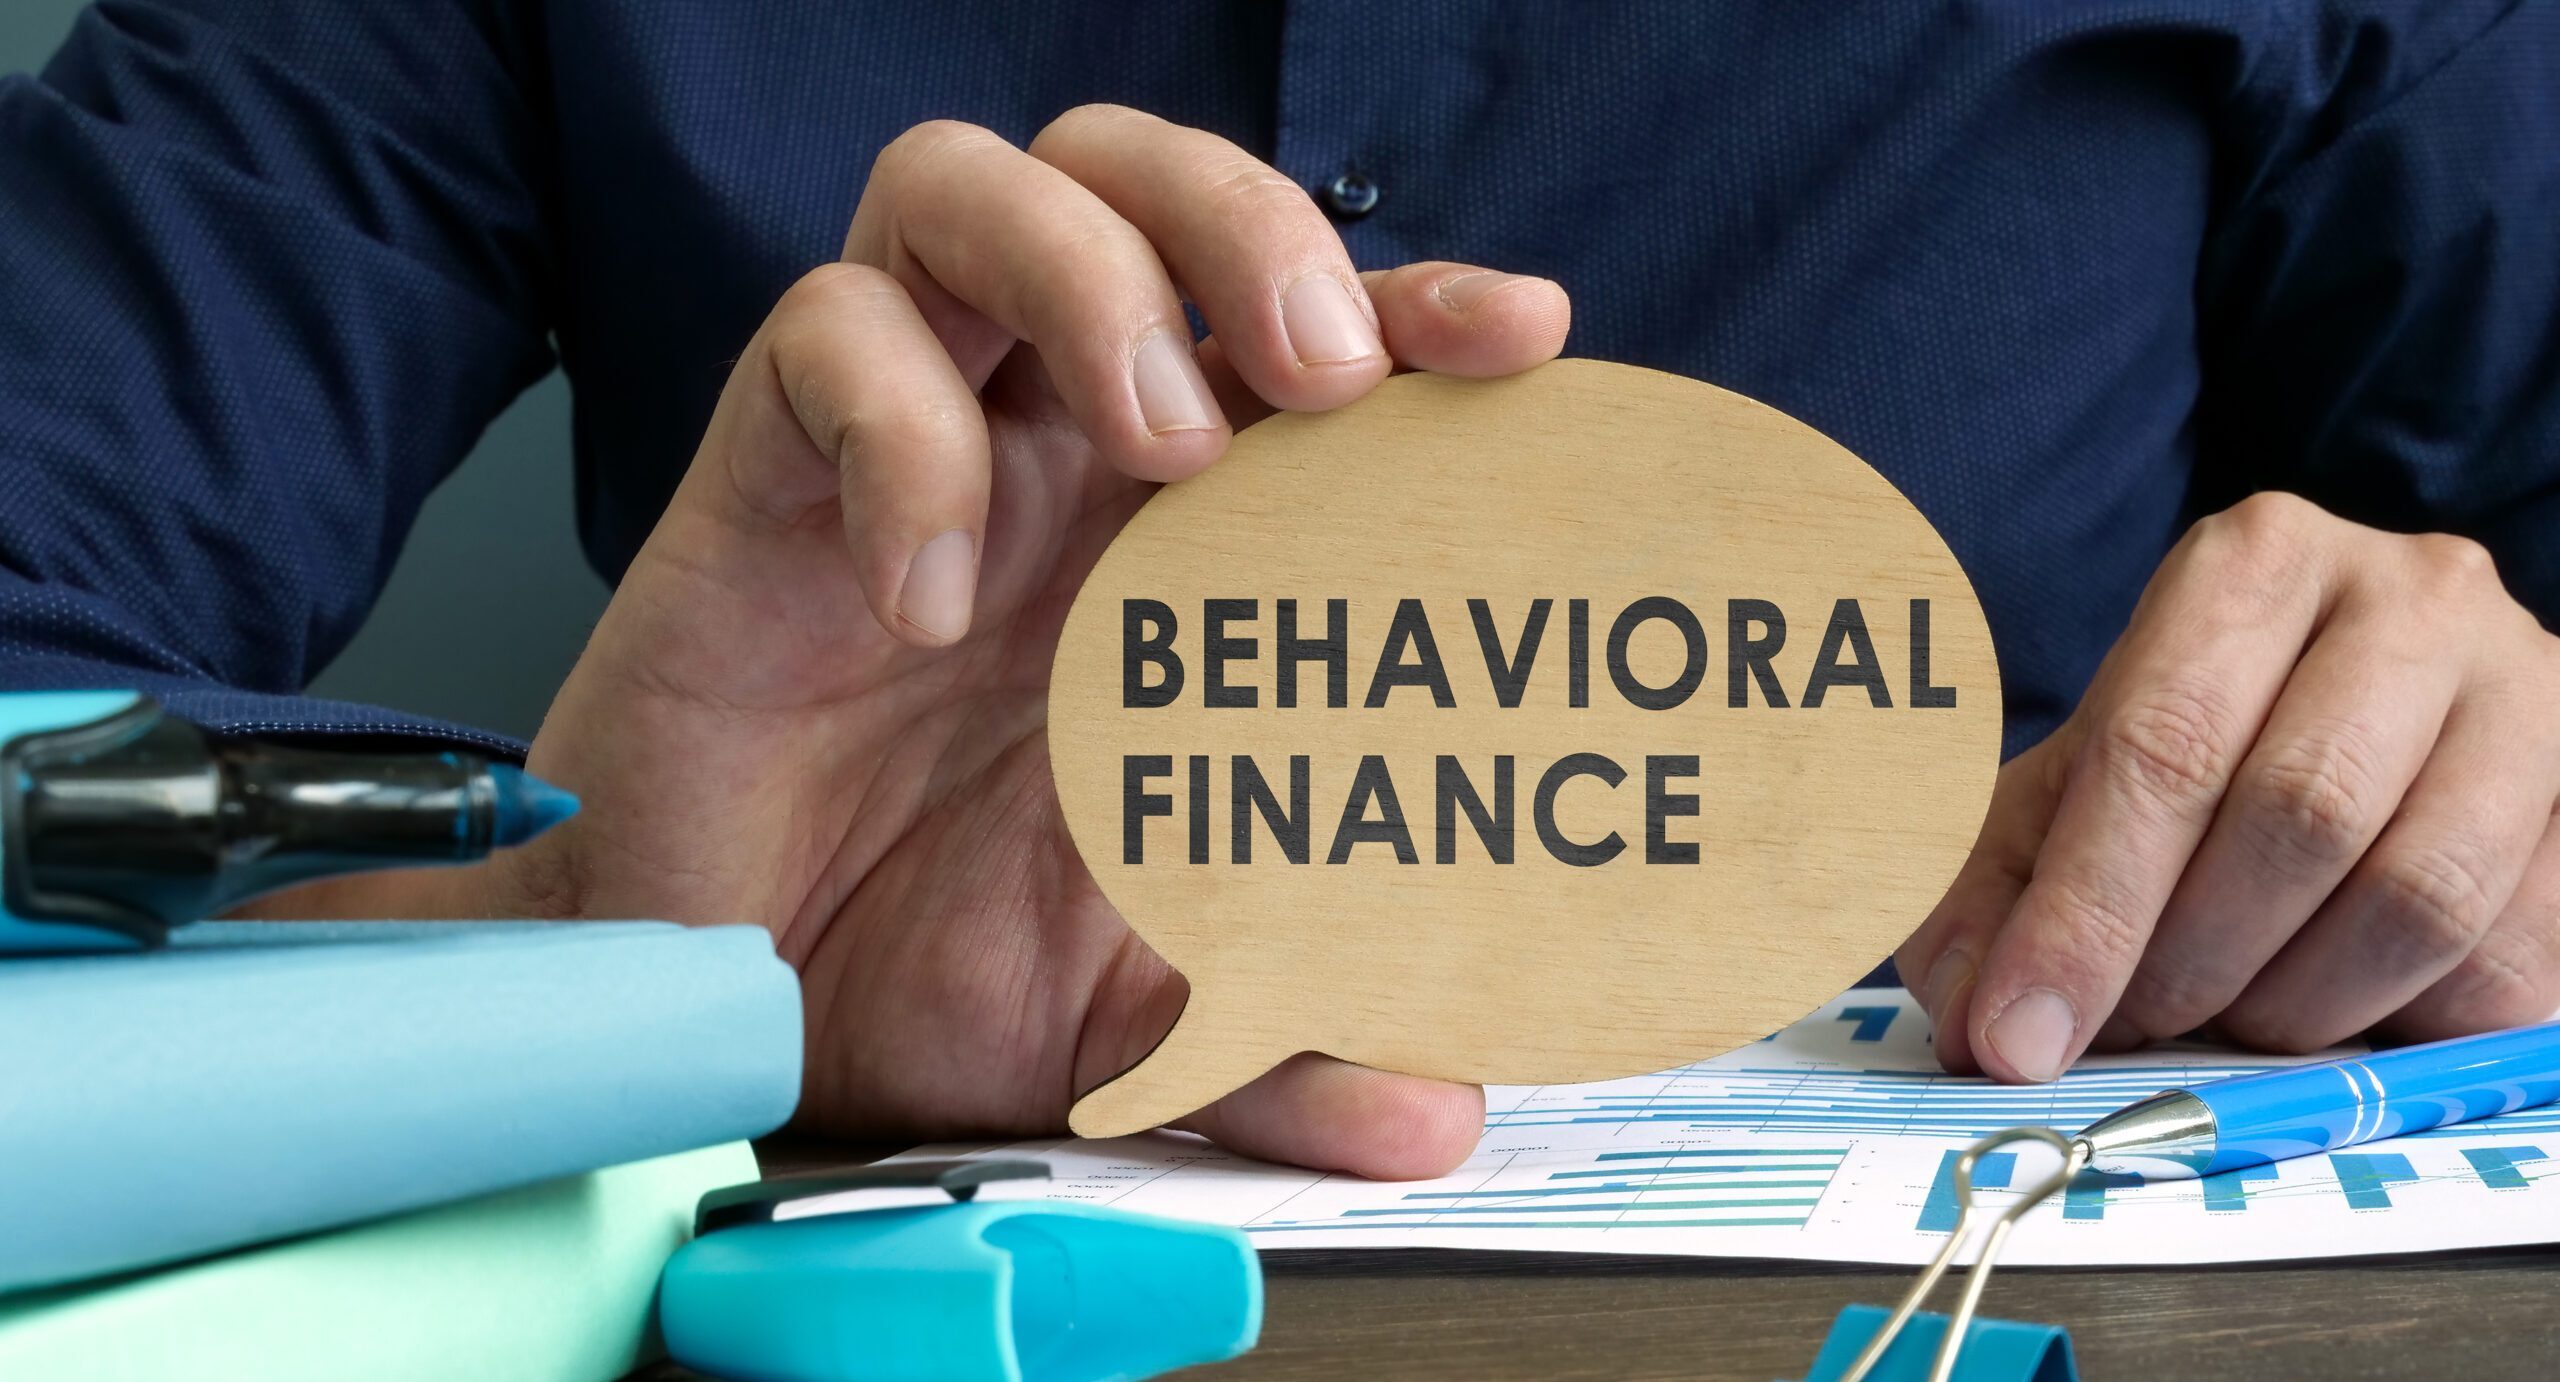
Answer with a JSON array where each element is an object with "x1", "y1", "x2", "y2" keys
[{"x1": 5, "y1": 1, "x2": 608, "y2": 743}]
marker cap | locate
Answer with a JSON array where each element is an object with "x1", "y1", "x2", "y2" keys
[{"x1": 660, "y1": 1162, "x2": 1262, "y2": 1382}]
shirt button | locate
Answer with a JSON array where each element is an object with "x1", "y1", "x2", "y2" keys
[{"x1": 1321, "y1": 171, "x2": 1379, "y2": 220}]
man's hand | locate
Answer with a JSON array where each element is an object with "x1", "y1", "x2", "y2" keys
[
  {"x1": 480, "y1": 108, "x2": 1565, "y2": 1176},
  {"x1": 1899, "y1": 493, "x2": 2560, "y2": 1080}
]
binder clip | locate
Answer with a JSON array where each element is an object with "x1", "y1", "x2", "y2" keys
[
  {"x1": 659, "y1": 1159, "x2": 1263, "y2": 1382},
  {"x1": 1794, "y1": 1128, "x2": 2083, "y2": 1382},
  {"x1": 1795, "y1": 1306, "x2": 2076, "y2": 1382}
]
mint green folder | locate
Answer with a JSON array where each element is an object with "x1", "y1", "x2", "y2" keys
[{"x1": 0, "y1": 1141, "x2": 754, "y2": 1382}]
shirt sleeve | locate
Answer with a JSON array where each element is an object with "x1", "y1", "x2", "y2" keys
[
  {"x1": 0, "y1": 0, "x2": 556, "y2": 751},
  {"x1": 2193, "y1": 0, "x2": 2560, "y2": 628}
]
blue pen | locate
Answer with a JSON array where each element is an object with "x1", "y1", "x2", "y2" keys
[
  {"x1": 2075, "y1": 1020, "x2": 2560, "y2": 1178},
  {"x1": 0, "y1": 691, "x2": 580, "y2": 953}
]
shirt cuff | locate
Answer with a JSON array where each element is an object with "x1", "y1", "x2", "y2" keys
[{"x1": 0, "y1": 655, "x2": 527, "y2": 759}]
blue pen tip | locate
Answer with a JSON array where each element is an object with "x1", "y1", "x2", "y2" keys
[{"x1": 487, "y1": 762, "x2": 581, "y2": 847}]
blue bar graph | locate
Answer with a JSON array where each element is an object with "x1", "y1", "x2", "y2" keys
[
  {"x1": 1399, "y1": 1179, "x2": 1830, "y2": 1199},
  {"x1": 1252, "y1": 1146, "x2": 1850, "y2": 1234},
  {"x1": 1591, "y1": 1148, "x2": 1841, "y2": 1160},
  {"x1": 964, "y1": 995, "x2": 2560, "y2": 1261},
  {"x1": 1488, "y1": 1060, "x2": 2287, "y2": 1138},
  {"x1": 2064, "y1": 1169, "x2": 2145, "y2": 1221},
  {"x1": 1247, "y1": 1218, "x2": 1815, "y2": 1231},
  {"x1": 1838, "y1": 1007, "x2": 1899, "y2": 1042},
  {"x1": 1545, "y1": 1162, "x2": 1841, "y2": 1180},
  {"x1": 2329, "y1": 1153, "x2": 2420, "y2": 1209},
  {"x1": 1341, "y1": 1197, "x2": 1820, "y2": 1217},
  {"x1": 1917, "y1": 1149, "x2": 2013, "y2": 1232},
  {"x1": 2198, "y1": 1162, "x2": 2280, "y2": 1212},
  {"x1": 2460, "y1": 1145, "x2": 2548, "y2": 1190}
]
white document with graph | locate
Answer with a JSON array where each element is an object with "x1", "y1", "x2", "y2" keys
[{"x1": 883, "y1": 990, "x2": 2560, "y2": 1264}]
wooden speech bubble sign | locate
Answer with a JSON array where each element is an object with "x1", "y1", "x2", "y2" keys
[{"x1": 1051, "y1": 359, "x2": 1999, "y2": 1138}]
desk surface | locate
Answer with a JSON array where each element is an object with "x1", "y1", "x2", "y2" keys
[
  {"x1": 641, "y1": 1142, "x2": 2560, "y2": 1380},
  {"x1": 1187, "y1": 1246, "x2": 2560, "y2": 1379}
]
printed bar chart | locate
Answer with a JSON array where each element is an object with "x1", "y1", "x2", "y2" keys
[
  {"x1": 2461, "y1": 1146, "x2": 2548, "y2": 1190},
  {"x1": 1487, "y1": 1059, "x2": 2285, "y2": 1140},
  {"x1": 1837, "y1": 1006, "x2": 1900, "y2": 1042},
  {"x1": 1257, "y1": 1147, "x2": 1851, "y2": 1232},
  {"x1": 1917, "y1": 1149, "x2": 2012, "y2": 1232},
  {"x1": 2329, "y1": 1154, "x2": 2422, "y2": 1209},
  {"x1": 2063, "y1": 1170, "x2": 2144, "y2": 1221},
  {"x1": 2198, "y1": 1163, "x2": 2279, "y2": 1213},
  {"x1": 886, "y1": 992, "x2": 2560, "y2": 1266}
]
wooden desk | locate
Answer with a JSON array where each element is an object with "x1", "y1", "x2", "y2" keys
[
  {"x1": 1204, "y1": 1247, "x2": 2560, "y2": 1379},
  {"x1": 642, "y1": 1142, "x2": 2560, "y2": 1380}
]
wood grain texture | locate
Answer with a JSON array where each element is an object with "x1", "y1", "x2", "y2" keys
[
  {"x1": 1184, "y1": 1247, "x2": 2560, "y2": 1381},
  {"x1": 1046, "y1": 360, "x2": 2002, "y2": 1135}
]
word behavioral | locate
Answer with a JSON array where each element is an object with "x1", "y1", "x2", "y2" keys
[{"x1": 1117, "y1": 596, "x2": 1959, "y2": 867}]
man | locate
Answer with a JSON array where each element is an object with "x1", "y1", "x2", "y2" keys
[{"x1": 4, "y1": 1, "x2": 2556, "y2": 1180}]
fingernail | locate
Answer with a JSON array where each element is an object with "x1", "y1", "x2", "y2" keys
[
  {"x1": 899, "y1": 528, "x2": 976, "y2": 641},
  {"x1": 1984, "y1": 988, "x2": 2080, "y2": 1083},
  {"x1": 1132, "y1": 329, "x2": 1221, "y2": 435},
  {"x1": 1437, "y1": 271, "x2": 1526, "y2": 312},
  {"x1": 1920, "y1": 948, "x2": 1976, "y2": 1031},
  {"x1": 1282, "y1": 275, "x2": 1383, "y2": 366}
]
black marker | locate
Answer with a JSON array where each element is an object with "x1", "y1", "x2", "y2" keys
[{"x1": 0, "y1": 692, "x2": 579, "y2": 952}]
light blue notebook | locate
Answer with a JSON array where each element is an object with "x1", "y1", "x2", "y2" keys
[{"x1": 0, "y1": 920, "x2": 801, "y2": 1295}]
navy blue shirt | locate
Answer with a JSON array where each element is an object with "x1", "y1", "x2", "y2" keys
[{"x1": 3, "y1": 1, "x2": 2556, "y2": 757}]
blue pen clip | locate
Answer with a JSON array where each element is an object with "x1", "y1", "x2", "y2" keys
[
  {"x1": 659, "y1": 1159, "x2": 1263, "y2": 1382},
  {"x1": 1794, "y1": 1305, "x2": 2076, "y2": 1382}
]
